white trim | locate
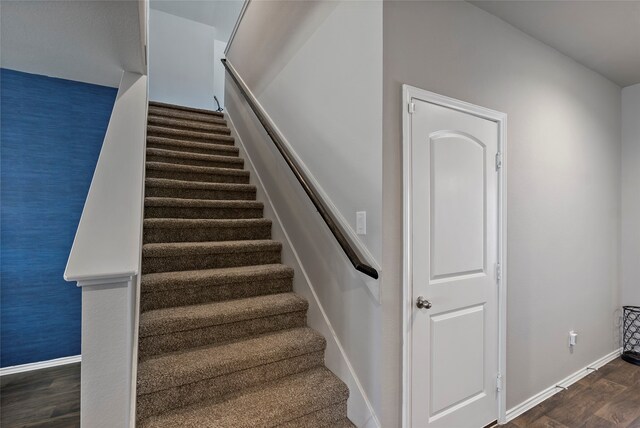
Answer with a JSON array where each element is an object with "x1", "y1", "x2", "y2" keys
[
  {"x1": 402, "y1": 85, "x2": 508, "y2": 427},
  {"x1": 497, "y1": 98, "x2": 508, "y2": 425},
  {"x1": 224, "y1": 0, "x2": 251, "y2": 56},
  {"x1": 64, "y1": 72, "x2": 147, "y2": 285},
  {"x1": 129, "y1": 80, "x2": 150, "y2": 428},
  {"x1": 222, "y1": 60, "x2": 381, "y2": 299},
  {"x1": 505, "y1": 348, "x2": 622, "y2": 423},
  {"x1": 226, "y1": 112, "x2": 381, "y2": 428},
  {"x1": 0, "y1": 355, "x2": 81, "y2": 376},
  {"x1": 75, "y1": 273, "x2": 135, "y2": 287}
]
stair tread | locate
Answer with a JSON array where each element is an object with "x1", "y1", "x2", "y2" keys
[
  {"x1": 137, "y1": 327, "x2": 325, "y2": 394},
  {"x1": 139, "y1": 292, "x2": 307, "y2": 338},
  {"x1": 141, "y1": 264, "x2": 293, "y2": 293},
  {"x1": 144, "y1": 197, "x2": 262, "y2": 209},
  {"x1": 147, "y1": 136, "x2": 238, "y2": 153},
  {"x1": 146, "y1": 147, "x2": 242, "y2": 163},
  {"x1": 146, "y1": 162, "x2": 248, "y2": 176},
  {"x1": 149, "y1": 101, "x2": 225, "y2": 117},
  {"x1": 145, "y1": 178, "x2": 255, "y2": 191},
  {"x1": 143, "y1": 239, "x2": 281, "y2": 257},
  {"x1": 138, "y1": 366, "x2": 348, "y2": 428},
  {"x1": 148, "y1": 126, "x2": 232, "y2": 141},
  {"x1": 144, "y1": 218, "x2": 270, "y2": 229},
  {"x1": 148, "y1": 116, "x2": 227, "y2": 131}
]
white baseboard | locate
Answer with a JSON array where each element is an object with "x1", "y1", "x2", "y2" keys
[
  {"x1": 226, "y1": 112, "x2": 380, "y2": 428},
  {"x1": 0, "y1": 355, "x2": 81, "y2": 376},
  {"x1": 505, "y1": 348, "x2": 622, "y2": 423}
]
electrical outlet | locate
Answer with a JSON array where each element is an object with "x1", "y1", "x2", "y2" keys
[
  {"x1": 569, "y1": 330, "x2": 578, "y2": 347},
  {"x1": 356, "y1": 211, "x2": 366, "y2": 235}
]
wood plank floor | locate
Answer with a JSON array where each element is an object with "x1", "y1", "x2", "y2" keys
[
  {"x1": 504, "y1": 358, "x2": 640, "y2": 428},
  {"x1": 0, "y1": 358, "x2": 637, "y2": 427},
  {"x1": 1, "y1": 363, "x2": 80, "y2": 428}
]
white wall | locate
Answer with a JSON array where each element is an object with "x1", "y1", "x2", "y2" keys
[
  {"x1": 621, "y1": 83, "x2": 640, "y2": 305},
  {"x1": 382, "y1": 1, "x2": 621, "y2": 424},
  {"x1": 226, "y1": 1, "x2": 383, "y2": 424},
  {"x1": 213, "y1": 39, "x2": 227, "y2": 108},
  {"x1": 227, "y1": 1, "x2": 383, "y2": 269},
  {"x1": 148, "y1": 9, "x2": 218, "y2": 110},
  {"x1": 0, "y1": 0, "x2": 145, "y2": 87}
]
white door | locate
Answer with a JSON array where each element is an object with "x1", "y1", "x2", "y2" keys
[{"x1": 407, "y1": 93, "x2": 502, "y2": 427}]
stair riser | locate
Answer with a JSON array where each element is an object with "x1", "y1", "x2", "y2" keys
[
  {"x1": 148, "y1": 116, "x2": 227, "y2": 130},
  {"x1": 137, "y1": 351, "x2": 324, "y2": 421},
  {"x1": 147, "y1": 132, "x2": 234, "y2": 146},
  {"x1": 142, "y1": 250, "x2": 281, "y2": 273},
  {"x1": 148, "y1": 125, "x2": 231, "y2": 138},
  {"x1": 148, "y1": 128, "x2": 232, "y2": 144},
  {"x1": 139, "y1": 311, "x2": 307, "y2": 358},
  {"x1": 145, "y1": 186, "x2": 256, "y2": 201},
  {"x1": 147, "y1": 141, "x2": 238, "y2": 156},
  {"x1": 143, "y1": 224, "x2": 271, "y2": 243},
  {"x1": 148, "y1": 135, "x2": 235, "y2": 147},
  {"x1": 148, "y1": 107, "x2": 224, "y2": 123},
  {"x1": 145, "y1": 169, "x2": 250, "y2": 184},
  {"x1": 280, "y1": 402, "x2": 349, "y2": 428},
  {"x1": 144, "y1": 205, "x2": 263, "y2": 219},
  {"x1": 140, "y1": 277, "x2": 292, "y2": 311},
  {"x1": 146, "y1": 154, "x2": 244, "y2": 169}
]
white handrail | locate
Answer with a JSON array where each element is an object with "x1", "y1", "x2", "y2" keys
[{"x1": 64, "y1": 71, "x2": 148, "y2": 286}]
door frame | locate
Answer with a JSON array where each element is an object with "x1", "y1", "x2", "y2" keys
[{"x1": 402, "y1": 85, "x2": 508, "y2": 427}]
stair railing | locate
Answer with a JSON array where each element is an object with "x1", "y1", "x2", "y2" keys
[{"x1": 221, "y1": 58, "x2": 379, "y2": 279}]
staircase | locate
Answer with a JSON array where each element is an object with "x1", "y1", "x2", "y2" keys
[{"x1": 136, "y1": 101, "x2": 354, "y2": 427}]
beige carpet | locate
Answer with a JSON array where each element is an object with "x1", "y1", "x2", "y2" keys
[{"x1": 136, "y1": 101, "x2": 354, "y2": 427}]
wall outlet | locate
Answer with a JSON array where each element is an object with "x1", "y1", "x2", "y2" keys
[
  {"x1": 569, "y1": 330, "x2": 578, "y2": 347},
  {"x1": 356, "y1": 211, "x2": 366, "y2": 235}
]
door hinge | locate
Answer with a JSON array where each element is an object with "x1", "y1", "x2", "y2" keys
[
  {"x1": 496, "y1": 373, "x2": 503, "y2": 392},
  {"x1": 495, "y1": 152, "x2": 503, "y2": 171},
  {"x1": 495, "y1": 263, "x2": 502, "y2": 282},
  {"x1": 408, "y1": 102, "x2": 416, "y2": 114}
]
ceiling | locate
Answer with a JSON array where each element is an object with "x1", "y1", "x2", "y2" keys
[
  {"x1": 150, "y1": 0, "x2": 244, "y2": 42},
  {"x1": 2, "y1": 1, "x2": 636, "y2": 88},
  {"x1": 471, "y1": 1, "x2": 640, "y2": 87},
  {"x1": 0, "y1": 0, "x2": 145, "y2": 88}
]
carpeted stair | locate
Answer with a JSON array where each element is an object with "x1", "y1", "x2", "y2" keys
[{"x1": 136, "y1": 101, "x2": 354, "y2": 427}]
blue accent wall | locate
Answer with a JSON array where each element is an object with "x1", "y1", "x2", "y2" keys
[{"x1": 1, "y1": 69, "x2": 117, "y2": 367}]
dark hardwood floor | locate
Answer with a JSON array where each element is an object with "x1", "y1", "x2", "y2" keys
[
  {"x1": 1, "y1": 363, "x2": 80, "y2": 428},
  {"x1": 0, "y1": 358, "x2": 637, "y2": 427},
  {"x1": 504, "y1": 358, "x2": 640, "y2": 428}
]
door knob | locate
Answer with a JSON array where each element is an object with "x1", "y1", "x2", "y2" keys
[{"x1": 416, "y1": 296, "x2": 432, "y2": 309}]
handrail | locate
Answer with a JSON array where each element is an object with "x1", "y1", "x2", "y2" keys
[{"x1": 222, "y1": 59, "x2": 378, "y2": 279}]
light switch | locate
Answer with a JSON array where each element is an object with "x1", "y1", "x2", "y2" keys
[{"x1": 356, "y1": 211, "x2": 366, "y2": 235}]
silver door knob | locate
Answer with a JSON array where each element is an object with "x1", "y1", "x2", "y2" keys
[{"x1": 416, "y1": 296, "x2": 432, "y2": 309}]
